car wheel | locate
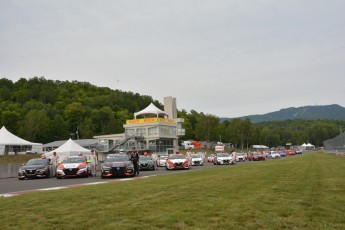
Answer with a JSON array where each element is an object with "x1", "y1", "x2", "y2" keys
[
  {"x1": 57, "y1": 176, "x2": 62, "y2": 179},
  {"x1": 18, "y1": 178, "x2": 24, "y2": 180}
]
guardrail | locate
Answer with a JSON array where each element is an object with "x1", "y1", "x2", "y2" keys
[
  {"x1": 324, "y1": 151, "x2": 345, "y2": 157},
  {"x1": 0, "y1": 163, "x2": 21, "y2": 179}
]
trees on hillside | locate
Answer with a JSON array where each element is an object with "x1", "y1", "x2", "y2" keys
[{"x1": 0, "y1": 77, "x2": 344, "y2": 147}]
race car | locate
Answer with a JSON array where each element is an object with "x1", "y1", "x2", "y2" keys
[
  {"x1": 157, "y1": 155, "x2": 168, "y2": 167},
  {"x1": 56, "y1": 156, "x2": 91, "y2": 179},
  {"x1": 165, "y1": 154, "x2": 191, "y2": 170},
  {"x1": 191, "y1": 154, "x2": 203, "y2": 166},
  {"x1": 214, "y1": 152, "x2": 233, "y2": 165},
  {"x1": 18, "y1": 158, "x2": 51, "y2": 180},
  {"x1": 139, "y1": 155, "x2": 157, "y2": 171},
  {"x1": 101, "y1": 154, "x2": 135, "y2": 178}
]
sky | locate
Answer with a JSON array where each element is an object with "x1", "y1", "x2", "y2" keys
[{"x1": 1, "y1": 0, "x2": 345, "y2": 118}]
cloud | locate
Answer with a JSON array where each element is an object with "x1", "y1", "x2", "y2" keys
[{"x1": 1, "y1": 0, "x2": 344, "y2": 117}]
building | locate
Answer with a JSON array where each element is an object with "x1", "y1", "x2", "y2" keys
[{"x1": 94, "y1": 96, "x2": 185, "y2": 159}]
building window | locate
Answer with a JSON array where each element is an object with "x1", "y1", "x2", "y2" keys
[
  {"x1": 137, "y1": 128, "x2": 146, "y2": 137},
  {"x1": 126, "y1": 129, "x2": 136, "y2": 137},
  {"x1": 156, "y1": 139, "x2": 174, "y2": 153},
  {"x1": 148, "y1": 127, "x2": 158, "y2": 136},
  {"x1": 159, "y1": 126, "x2": 176, "y2": 137}
]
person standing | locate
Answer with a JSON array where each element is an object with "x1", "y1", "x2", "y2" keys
[
  {"x1": 51, "y1": 152, "x2": 59, "y2": 177},
  {"x1": 151, "y1": 151, "x2": 158, "y2": 168},
  {"x1": 231, "y1": 150, "x2": 237, "y2": 164},
  {"x1": 130, "y1": 147, "x2": 139, "y2": 176},
  {"x1": 89, "y1": 150, "x2": 98, "y2": 177}
]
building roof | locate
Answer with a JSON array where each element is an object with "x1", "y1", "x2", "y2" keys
[
  {"x1": 134, "y1": 103, "x2": 168, "y2": 119},
  {"x1": 43, "y1": 139, "x2": 98, "y2": 148}
]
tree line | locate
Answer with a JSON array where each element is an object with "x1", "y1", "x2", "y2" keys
[{"x1": 1, "y1": 77, "x2": 343, "y2": 147}]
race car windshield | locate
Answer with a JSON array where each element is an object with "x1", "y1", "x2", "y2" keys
[
  {"x1": 26, "y1": 159, "x2": 47, "y2": 165},
  {"x1": 217, "y1": 153, "x2": 230, "y2": 157},
  {"x1": 63, "y1": 157, "x2": 86, "y2": 163},
  {"x1": 192, "y1": 155, "x2": 200, "y2": 158},
  {"x1": 139, "y1": 156, "x2": 152, "y2": 160},
  {"x1": 169, "y1": 155, "x2": 186, "y2": 159},
  {"x1": 105, "y1": 155, "x2": 129, "y2": 162}
]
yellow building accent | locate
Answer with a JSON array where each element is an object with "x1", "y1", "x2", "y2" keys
[{"x1": 126, "y1": 117, "x2": 176, "y2": 124}]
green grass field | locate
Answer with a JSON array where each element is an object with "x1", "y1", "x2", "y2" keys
[{"x1": 1, "y1": 152, "x2": 344, "y2": 229}]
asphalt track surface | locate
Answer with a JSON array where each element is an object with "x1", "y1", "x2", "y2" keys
[
  {"x1": 0, "y1": 158, "x2": 275, "y2": 197},
  {"x1": 0, "y1": 162, "x2": 236, "y2": 197}
]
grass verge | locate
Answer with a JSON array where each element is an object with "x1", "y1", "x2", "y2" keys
[
  {"x1": 0, "y1": 152, "x2": 344, "y2": 229},
  {"x1": 0, "y1": 154, "x2": 40, "y2": 164}
]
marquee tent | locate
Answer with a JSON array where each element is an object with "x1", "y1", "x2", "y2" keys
[
  {"x1": 301, "y1": 143, "x2": 315, "y2": 150},
  {"x1": 134, "y1": 103, "x2": 168, "y2": 119},
  {"x1": 45, "y1": 138, "x2": 91, "y2": 160},
  {"x1": 0, "y1": 126, "x2": 42, "y2": 155}
]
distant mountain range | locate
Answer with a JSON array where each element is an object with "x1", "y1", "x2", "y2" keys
[{"x1": 221, "y1": 104, "x2": 345, "y2": 123}]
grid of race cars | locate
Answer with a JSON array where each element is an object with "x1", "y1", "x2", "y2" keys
[{"x1": 18, "y1": 150, "x2": 302, "y2": 180}]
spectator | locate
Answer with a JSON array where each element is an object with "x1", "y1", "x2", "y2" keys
[
  {"x1": 89, "y1": 150, "x2": 98, "y2": 177},
  {"x1": 51, "y1": 152, "x2": 59, "y2": 177},
  {"x1": 130, "y1": 147, "x2": 139, "y2": 176}
]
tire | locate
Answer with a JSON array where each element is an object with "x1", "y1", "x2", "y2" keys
[{"x1": 57, "y1": 176, "x2": 62, "y2": 179}]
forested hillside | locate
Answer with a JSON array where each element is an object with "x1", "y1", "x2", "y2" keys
[
  {"x1": 0, "y1": 77, "x2": 159, "y2": 143},
  {"x1": 221, "y1": 104, "x2": 345, "y2": 123},
  {"x1": 1, "y1": 77, "x2": 344, "y2": 147}
]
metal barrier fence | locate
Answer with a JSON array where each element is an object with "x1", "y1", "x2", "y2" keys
[{"x1": 323, "y1": 132, "x2": 345, "y2": 151}]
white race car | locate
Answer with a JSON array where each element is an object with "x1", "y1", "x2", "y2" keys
[
  {"x1": 214, "y1": 153, "x2": 233, "y2": 165},
  {"x1": 269, "y1": 151, "x2": 281, "y2": 159},
  {"x1": 157, "y1": 155, "x2": 168, "y2": 167},
  {"x1": 56, "y1": 156, "x2": 91, "y2": 179},
  {"x1": 236, "y1": 153, "x2": 246, "y2": 162},
  {"x1": 191, "y1": 154, "x2": 203, "y2": 166},
  {"x1": 165, "y1": 154, "x2": 191, "y2": 170}
]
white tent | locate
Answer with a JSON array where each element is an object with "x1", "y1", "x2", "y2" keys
[
  {"x1": 134, "y1": 103, "x2": 168, "y2": 119},
  {"x1": 301, "y1": 143, "x2": 315, "y2": 150},
  {"x1": 305, "y1": 143, "x2": 315, "y2": 150},
  {"x1": 252, "y1": 145, "x2": 269, "y2": 149},
  {"x1": 46, "y1": 138, "x2": 91, "y2": 160},
  {"x1": 0, "y1": 126, "x2": 42, "y2": 155}
]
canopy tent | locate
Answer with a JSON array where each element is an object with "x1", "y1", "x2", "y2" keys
[
  {"x1": 0, "y1": 126, "x2": 42, "y2": 155},
  {"x1": 45, "y1": 138, "x2": 91, "y2": 160},
  {"x1": 134, "y1": 103, "x2": 168, "y2": 119},
  {"x1": 301, "y1": 143, "x2": 315, "y2": 150},
  {"x1": 252, "y1": 145, "x2": 269, "y2": 149}
]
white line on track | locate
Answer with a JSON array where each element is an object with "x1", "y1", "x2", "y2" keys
[{"x1": 38, "y1": 187, "x2": 67, "y2": 191}]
